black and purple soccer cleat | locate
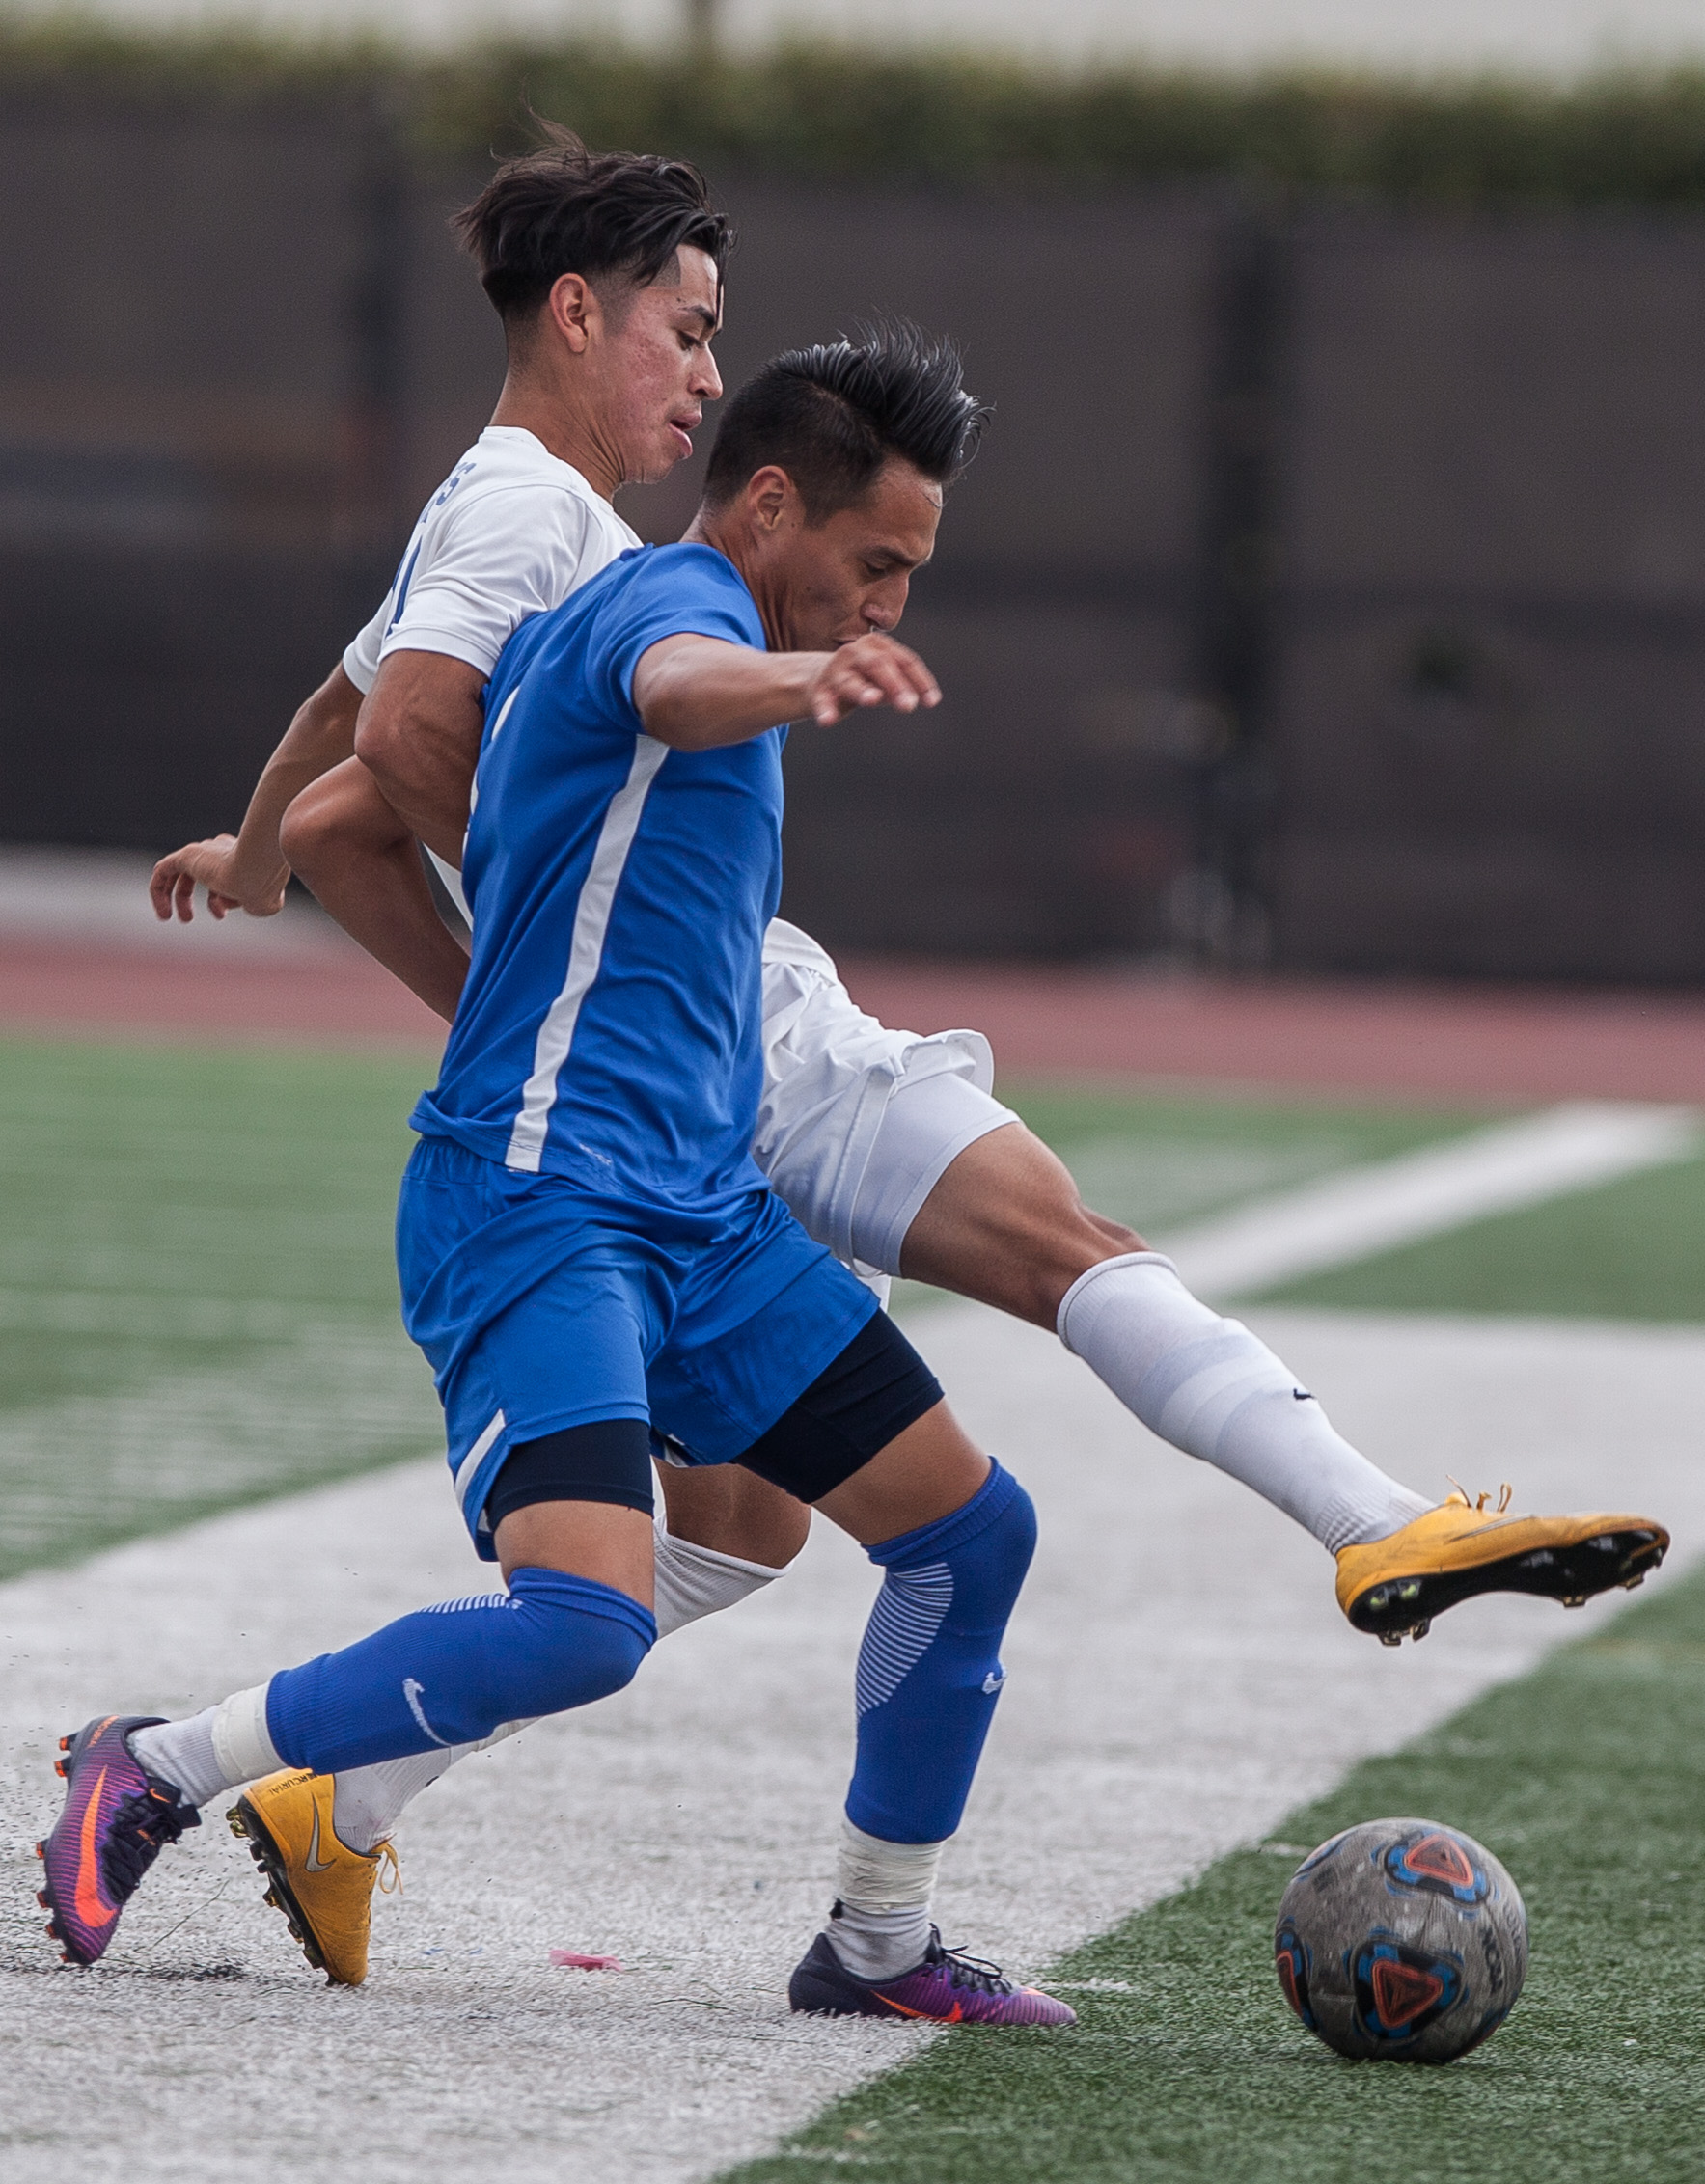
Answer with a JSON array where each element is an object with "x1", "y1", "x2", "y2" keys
[
  {"x1": 788, "y1": 1925, "x2": 1076, "y2": 2026},
  {"x1": 34, "y1": 1714, "x2": 200, "y2": 1965}
]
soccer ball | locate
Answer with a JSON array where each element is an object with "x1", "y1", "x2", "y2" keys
[{"x1": 1274, "y1": 1817, "x2": 1528, "y2": 2063}]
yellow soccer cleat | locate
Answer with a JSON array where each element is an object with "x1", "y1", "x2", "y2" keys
[
  {"x1": 228, "y1": 1768, "x2": 399, "y2": 1987},
  {"x1": 1335, "y1": 1487, "x2": 1669, "y2": 1647}
]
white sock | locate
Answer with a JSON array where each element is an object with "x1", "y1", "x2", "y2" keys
[
  {"x1": 326, "y1": 1520, "x2": 792, "y2": 1851},
  {"x1": 1059, "y1": 1253, "x2": 1431, "y2": 1553},
  {"x1": 826, "y1": 1818, "x2": 944, "y2": 1981},
  {"x1": 332, "y1": 1721, "x2": 525, "y2": 1853},
  {"x1": 128, "y1": 1682, "x2": 279, "y2": 1810},
  {"x1": 652, "y1": 1512, "x2": 788, "y2": 1637}
]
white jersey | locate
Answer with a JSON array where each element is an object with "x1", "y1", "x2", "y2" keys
[
  {"x1": 343, "y1": 425, "x2": 1015, "y2": 1291},
  {"x1": 343, "y1": 425, "x2": 639, "y2": 695}
]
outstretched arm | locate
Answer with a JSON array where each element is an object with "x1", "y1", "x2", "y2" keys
[
  {"x1": 150, "y1": 664, "x2": 363, "y2": 922},
  {"x1": 280, "y1": 759, "x2": 470, "y2": 1024},
  {"x1": 633, "y1": 632, "x2": 940, "y2": 751}
]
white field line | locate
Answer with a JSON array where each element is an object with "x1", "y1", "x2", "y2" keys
[
  {"x1": 1159, "y1": 1101, "x2": 1700, "y2": 1298},
  {"x1": 0, "y1": 1321, "x2": 440, "y2": 1568},
  {"x1": 1, "y1": 1304, "x2": 1702, "y2": 2183}
]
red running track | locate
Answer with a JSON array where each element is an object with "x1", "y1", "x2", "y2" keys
[
  {"x1": 837, "y1": 958, "x2": 1705, "y2": 1106},
  {"x1": 4, "y1": 936, "x2": 1705, "y2": 1104},
  {"x1": 0, "y1": 939, "x2": 448, "y2": 1050}
]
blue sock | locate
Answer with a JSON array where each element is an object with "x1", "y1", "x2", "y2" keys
[
  {"x1": 264, "y1": 1567, "x2": 655, "y2": 1775},
  {"x1": 846, "y1": 1459, "x2": 1035, "y2": 1845}
]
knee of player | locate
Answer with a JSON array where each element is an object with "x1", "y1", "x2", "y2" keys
[
  {"x1": 1085, "y1": 1209, "x2": 1146, "y2": 1257},
  {"x1": 508, "y1": 1570, "x2": 655, "y2": 1714},
  {"x1": 881, "y1": 1461, "x2": 1037, "y2": 1614},
  {"x1": 987, "y1": 1470, "x2": 1038, "y2": 1590},
  {"x1": 537, "y1": 1612, "x2": 651, "y2": 1712},
  {"x1": 1005, "y1": 1181, "x2": 1147, "y2": 1324}
]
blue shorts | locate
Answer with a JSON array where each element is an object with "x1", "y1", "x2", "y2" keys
[{"x1": 397, "y1": 1136, "x2": 880, "y2": 1558}]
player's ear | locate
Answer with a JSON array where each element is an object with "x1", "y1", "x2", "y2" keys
[
  {"x1": 745, "y1": 465, "x2": 793, "y2": 534},
  {"x1": 544, "y1": 273, "x2": 598, "y2": 356}
]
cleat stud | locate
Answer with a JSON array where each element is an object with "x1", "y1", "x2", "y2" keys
[
  {"x1": 36, "y1": 1890, "x2": 49, "y2": 1909},
  {"x1": 57, "y1": 1737, "x2": 70, "y2": 1753},
  {"x1": 1379, "y1": 1631, "x2": 1403, "y2": 1649},
  {"x1": 1397, "y1": 1580, "x2": 1422, "y2": 1602},
  {"x1": 34, "y1": 1843, "x2": 43, "y2": 1860},
  {"x1": 1562, "y1": 1595, "x2": 1587, "y2": 1609},
  {"x1": 1369, "y1": 1587, "x2": 1390, "y2": 1611},
  {"x1": 53, "y1": 1761, "x2": 67, "y2": 1779},
  {"x1": 1412, "y1": 1620, "x2": 1431, "y2": 1642},
  {"x1": 1623, "y1": 1573, "x2": 1646, "y2": 1590}
]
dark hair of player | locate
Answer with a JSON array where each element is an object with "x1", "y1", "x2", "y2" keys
[
  {"x1": 451, "y1": 119, "x2": 733, "y2": 322},
  {"x1": 702, "y1": 323, "x2": 990, "y2": 522}
]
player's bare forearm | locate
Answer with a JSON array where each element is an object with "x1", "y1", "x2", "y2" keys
[
  {"x1": 150, "y1": 664, "x2": 363, "y2": 921},
  {"x1": 635, "y1": 636, "x2": 827, "y2": 749},
  {"x1": 634, "y1": 632, "x2": 940, "y2": 751},
  {"x1": 353, "y1": 650, "x2": 485, "y2": 867},
  {"x1": 281, "y1": 758, "x2": 470, "y2": 1023}
]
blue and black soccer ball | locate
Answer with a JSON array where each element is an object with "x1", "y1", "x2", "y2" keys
[{"x1": 1274, "y1": 1817, "x2": 1528, "y2": 2062}]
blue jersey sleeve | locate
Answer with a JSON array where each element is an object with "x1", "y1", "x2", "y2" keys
[{"x1": 591, "y1": 544, "x2": 766, "y2": 724}]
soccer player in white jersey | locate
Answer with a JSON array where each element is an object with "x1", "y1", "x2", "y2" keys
[{"x1": 147, "y1": 131, "x2": 1667, "y2": 1987}]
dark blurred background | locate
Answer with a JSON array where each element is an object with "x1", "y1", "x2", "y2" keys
[{"x1": 6, "y1": 51, "x2": 1705, "y2": 982}]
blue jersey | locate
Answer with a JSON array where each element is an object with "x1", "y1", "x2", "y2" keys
[{"x1": 411, "y1": 543, "x2": 783, "y2": 1207}]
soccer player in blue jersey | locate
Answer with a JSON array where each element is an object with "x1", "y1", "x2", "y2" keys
[{"x1": 37, "y1": 329, "x2": 1078, "y2": 2028}]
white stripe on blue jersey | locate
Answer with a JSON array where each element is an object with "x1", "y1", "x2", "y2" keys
[
  {"x1": 505, "y1": 734, "x2": 670, "y2": 1173},
  {"x1": 411, "y1": 543, "x2": 784, "y2": 1213}
]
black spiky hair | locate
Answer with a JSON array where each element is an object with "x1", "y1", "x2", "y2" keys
[{"x1": 702, "y1": 321, "x2": 989, "y2": 519}]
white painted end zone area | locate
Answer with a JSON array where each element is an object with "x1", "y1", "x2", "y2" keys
[{"x1": 0, "y1": 1305, "x2": 1699, "y2": 2183}]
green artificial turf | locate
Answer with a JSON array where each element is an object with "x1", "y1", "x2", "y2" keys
[
  {"x1": 724, "y1": 1562, "x2": 1705, "y2": 2184},
  {"x1": 1259, "y1": 1152, "x2": 1705, "y2": 1324},
  {"x1": 888, "y1": 1083, "x2": 1482, "y2": 1320},
  {"x1": 0, "y1": 1036, "x2": 440, "y2": 1575}
]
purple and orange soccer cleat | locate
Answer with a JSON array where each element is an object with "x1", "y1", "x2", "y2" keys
[
  {"x1": 34, "y1": 1715, "x2": 200, "y2": 1965},
  {"x1": 789, "y1": 1923, "x2": 1077, "y2": 2027}
]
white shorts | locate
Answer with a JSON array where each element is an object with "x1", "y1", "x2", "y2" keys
[{"x1": 756, "y1": 919, "x2": 1019, "y2": 1290}]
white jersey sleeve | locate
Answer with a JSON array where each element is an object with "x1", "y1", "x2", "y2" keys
[
  {"x1": 343, "y1": 593, "x2": 390, "y2": 695},
  {"x1": 342, "y1": 427, "x2": 638, "y2": 695},
  {"x1": 375, "y1": 480, "x2": 596, "y2": 679}
]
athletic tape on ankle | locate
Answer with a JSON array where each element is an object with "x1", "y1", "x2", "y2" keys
[
  {"x1": 837, "y1": 1816, "x2": 946, "y2": 1910},
  {"x1": 211, "y1": 1682, "x2": 283, "y2": 1788}
]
